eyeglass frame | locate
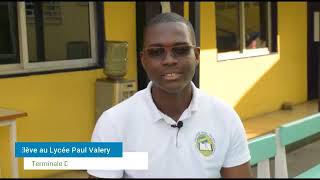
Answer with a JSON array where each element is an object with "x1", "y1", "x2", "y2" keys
[{"x1": 141, "y1": 44, "x2": 199, "y2": 61}]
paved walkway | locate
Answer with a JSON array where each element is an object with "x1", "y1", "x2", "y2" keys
[{"x1": 244, "y1": 100, "x2": 318, "y2": 139}]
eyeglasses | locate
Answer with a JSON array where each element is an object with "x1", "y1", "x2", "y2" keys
[{"x1": 142, "y1": 45, "x2": 197, "y2": 60}]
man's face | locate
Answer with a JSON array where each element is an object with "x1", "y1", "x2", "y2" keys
[{"x1": 140, "y1": 22, "x2": 200, "y2": 94}]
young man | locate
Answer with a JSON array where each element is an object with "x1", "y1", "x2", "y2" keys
[{"x1": 88, "y1": 12, "x2": 252, "y2": 178}]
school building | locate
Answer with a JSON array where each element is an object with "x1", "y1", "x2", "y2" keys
[{"x1": 0, "y1": 2, "x2": 319, "y2": 178}]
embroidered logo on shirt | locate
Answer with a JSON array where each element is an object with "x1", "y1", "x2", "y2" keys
[{"x1": 195, "y1": 132, "x2": 215, "y2": 157}]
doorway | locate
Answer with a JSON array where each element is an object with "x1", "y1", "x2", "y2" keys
[{"x1": 307, "y1": 2, "x2": 320, "y2": 100}]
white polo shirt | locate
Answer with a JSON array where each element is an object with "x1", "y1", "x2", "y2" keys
[{"x1": 88, "y1": 81, "x2": 250, "y2": 178}]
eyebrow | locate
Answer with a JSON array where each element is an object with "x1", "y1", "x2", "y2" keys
[{"x1": 147, "y1": 42, "x2": 190, "y2": 47}]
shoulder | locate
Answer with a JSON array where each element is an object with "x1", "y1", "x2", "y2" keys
[
  {"x1": 196, "y1": 89, "x2": 242, "y2": 125},
  {"x1": 197, "y1": 89, "x2": 236, "y2": 114},
  {"x1": 96, "y1": 89, "x2": 147, "y2": 127},
  {"x1": 92, "y1": 90, "x2": 147, "y2": 142},
  {"x1": 101, "y1": 90, "x2": 144, "y2": 117}
]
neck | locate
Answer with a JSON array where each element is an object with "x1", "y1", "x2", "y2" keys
[{"x1": 151, "y1": 83, "x2": 193, "y2": 122}]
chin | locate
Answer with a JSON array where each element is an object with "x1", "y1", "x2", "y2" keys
[
  {"x1": 162, "y1": 87, "x2": 183, "y2": 94},
  {"x1": 159, "y1": 82, "x2": 189, "y2": 94}
]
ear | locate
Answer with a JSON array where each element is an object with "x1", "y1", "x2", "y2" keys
[
  {"x1": 140, "y1": 51, "x2": 147, "y2": 70},
  {"x1": 194, "y1": 47, "x2": 200, "y2": 65}
]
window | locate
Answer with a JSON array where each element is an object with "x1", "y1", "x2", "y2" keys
[
  {"x1": 0, "y1": 2, "x2": 19, "y2": 65},
  {"x1": 0, "y1": 2, "x2": 100, "y2": 75},
  {"x1": 216, "y1": 2, "x2": 276, "y2": 60},
  {"x1": 26, "y1": 2, "x2": 62, "y2": 24},
  {"x1": 26, "y1": 2, "x2": 91, "y2": 62}
]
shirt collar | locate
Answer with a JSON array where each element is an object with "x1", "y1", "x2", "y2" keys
[
  {"x1": 144, "y1": 81, "x2": 200, "y2": 123},
  {"x1": 144, "y1": 81, "x2": 162, "y2": 122}
]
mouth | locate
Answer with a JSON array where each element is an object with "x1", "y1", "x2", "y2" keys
[{"x1": 161, "y1": 72, "x2": 182, "y2": 81}]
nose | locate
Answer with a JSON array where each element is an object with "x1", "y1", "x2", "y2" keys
[{"x1": 161, "y1": 49, "x2": 178, "y2": 66}]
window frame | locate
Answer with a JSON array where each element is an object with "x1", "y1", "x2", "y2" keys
[
  {"x1": 216, "y1": 2, "x2": 275, "y2": 61},
  {"x1": 0, "y1": 2, "x2": 99, "y2": 76}
]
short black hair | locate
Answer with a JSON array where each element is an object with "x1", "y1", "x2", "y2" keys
[
  {"x1": 246, "y1": 32, "x2": 260, "y2": 46},
  {"x1": 143, "y1": 12, "x2": 196, "y2": 46}
]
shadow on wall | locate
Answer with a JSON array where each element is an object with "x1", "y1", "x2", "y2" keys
[
  {"x1": 234, "y1": 34, "x2": 283, "y2": 120},
  {"x1": 234, "y1": 34, "x2": 307, "y2": 120},
  {"x1": 234, "y1": 55, "x2": 282, "y2": 119}
]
